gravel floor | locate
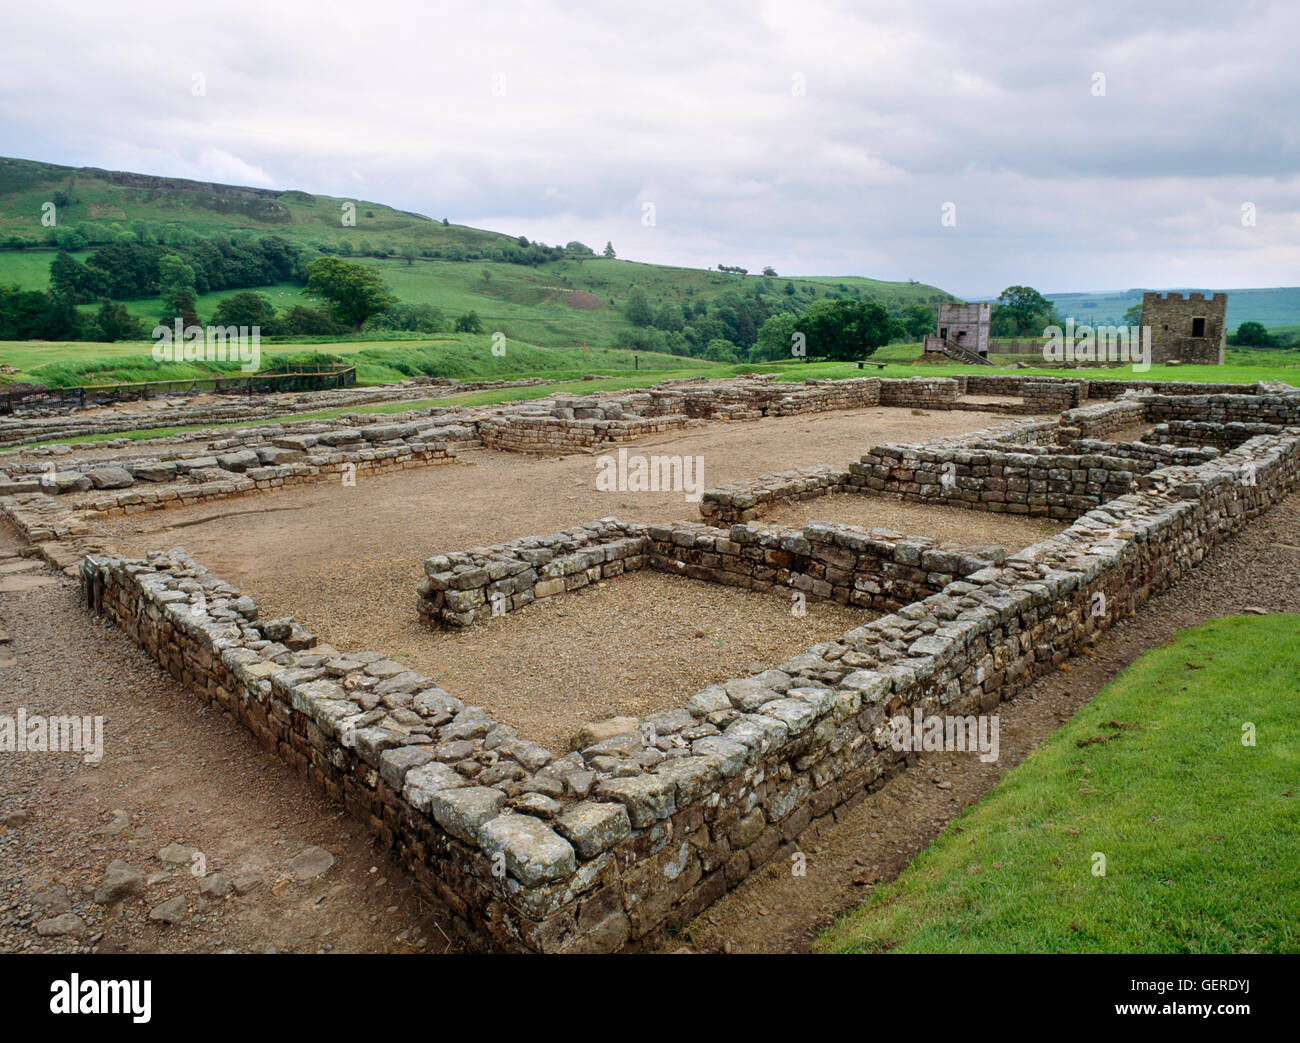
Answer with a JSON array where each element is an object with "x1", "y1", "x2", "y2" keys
[{"x1": 416, "y1": 570, "x2": 870, "y2": 751}]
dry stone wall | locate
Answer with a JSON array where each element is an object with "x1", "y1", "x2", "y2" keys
[
  {"x1": 79, "y1": 418, "x2": 1300, "y2": 952},
  {"x1": 416, "y1": 516, "x2": 1005, "y2": 627}
]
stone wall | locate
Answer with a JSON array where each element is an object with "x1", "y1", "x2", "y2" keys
[
  {"x1": 79, "y1": 419, "x2": 1300, "y2": 952},
  {"x1": 644, "y1": 519, "x2": 1004, "y2": 612},
  {"x1": 1056, "y1": 399, "x2": 1147, "y2": 441},
  {"x1": 417, "y1": 519, "x2": 648, "y2": 627},
  {"x1": 877, "y1": 377, "x2": 959, "y2": 410},
  {"x1": 1141, "y1": 391, "x2": 1300, "y2": 427},
  {"x1": 847, "y1": 446, "x2": 1142, "y2": 520},
  {"x1": 1142, "y1": 420, "x2": 1286, "y2": 451},
  {"x1": 416, "y1": 515, "x2": 1004, "y2": 627}
]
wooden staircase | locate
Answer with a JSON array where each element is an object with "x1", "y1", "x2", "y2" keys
[{"x1": 936, "y1": 337, "x2": 993, "y2": 365}]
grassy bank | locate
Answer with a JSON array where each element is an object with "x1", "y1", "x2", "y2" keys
[{"x1": 816, "y1": 614, "x2": 1300, "y2": 954}]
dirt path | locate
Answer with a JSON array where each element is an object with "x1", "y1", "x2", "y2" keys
[
  {"x1": 0, "y1": 527, "x2": 463, "y2": 954},
  {"x1": 663, "y1": 493, "x2": 1300, "y2": 953}
]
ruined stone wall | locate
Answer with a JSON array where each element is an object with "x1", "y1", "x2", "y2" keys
[
  {"x1": 417, "y1": 519, "x2": 648, "y2": 628},
  {"x1": 1141, "y1": 292, "x2": 1227, "y2": 365},
  {"x1": 415, "y1": 516, "x2": 1003, "y2": 628},
  {"x1": 644, "y1": 520, "x2": 1003, "y2": 612},
  {"x1": 81, "y1": 422, "x2": 1300, "y2": 952},
  {"x1": 1141, "y1": 392, "x2": 1300, "y2": 427},
  {"x1": 1021, "y1": 380, "x2": 1082, "y2": 414},
  {"x1": 1143, "y1": 421, "x2": 1286, "y2": 452},
  {"x1": 1057, "y1": 399, "x2": 1147, "y2": 441},
  {"x1": 877, "y1": 378, "x2": 960, "y2": 410},
  {"x1": 476, "y1": 414, "x2": 697, "y2": 454},
  {"x1": 847, "y1": 446, "x2": 1142, "y2": 520}
]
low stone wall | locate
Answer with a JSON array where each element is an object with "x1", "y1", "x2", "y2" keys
[
  {"x1": 698, "y1": 466, "x2": 846, "y2": 525},
  {"x1": 0, "y1": 377, "x2": 550, "y2": 448},
  {"x1": 1020, "y1": 380, "x2": 1082, "y2": 414},
  {"x1": 416, "y1": 515, "x2": 1003, "y2": 626},
  {"x1": 80, "y1": 420, "x2": 1300, "y2": 952},
  {"x1": 1142, "y1": 420, "x2": 1286, "y2": 451},
  {"x1": 477, "y1": 413, "x2": 697, "y2": 454},
  {"x1": 697, "y1": 417, "x2": 1062, "y2": 526},
  {"x1": 1142, "y1": 392, "x2": 1300, "y2": 427},
  {"x1": 847, "y1": 445, "x2": 1141, "y2": 520},
  {"x1": 417, "y1": 519, "x2": 648, "y2": 627},
  {"x1": 960, "y1": 374, "x2": 1265, "y2": 401},
  {"x1": 645, "y1": 519, "x2": 1004, "y2": 612},
  {"x1": 1056, "y1": 398, "x2": 1147, "y2": 441},
  {"x1": 877, "y1": 377, "x2": 959, "y2": 410},
  {"x1": 1066, "y1": 439, "x2": 1219, "y2": 468}
]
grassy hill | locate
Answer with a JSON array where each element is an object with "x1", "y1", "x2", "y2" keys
[{"x1": 0, "y1": 155, "x2": 956, "y2": 353}]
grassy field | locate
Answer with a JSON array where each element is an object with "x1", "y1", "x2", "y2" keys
[
  {"x1": 816, "y1": 614, "x2": 1300, "y2": 954},
  {"x1": 7, "y1": 335, "x2": 1300, "y2": 392}
]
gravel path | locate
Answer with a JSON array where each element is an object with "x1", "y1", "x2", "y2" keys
[{"x1": 0, "y1": 525, "x2": 463, "y2": 954}]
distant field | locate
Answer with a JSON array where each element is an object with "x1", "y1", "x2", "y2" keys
[
  {"x1": 996, "y1": 286, "x2": 1300, "y2": 329},
  {"x1": 4, "y1": 337, "x2": 1300, "y2": 393},
  {"x1": 0, "y1": 248, "x2": 949, "y2": 352},
  {"x1": 0, "y1": 335, "x2": 718, "y2": 388}
]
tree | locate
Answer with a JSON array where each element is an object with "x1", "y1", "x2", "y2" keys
[
  {"x1": 753, "y1": 312, "x2": 801, "y2": 361},
  {"x1": 762, "y1": 266, "x2": 778, "y2": 277},
  {"x1": 703, "y1": 338, "x2": 741, "y2": 363},
  {"x1": 1231, "y1": 320, "x2": 1276, "y2": 348},
  {"x1": 281, "y1": 305, "x2": 345, "y2": 336},
  {"x1": 454, "y1": 310, "x2": 483, "y2": 333},
  {"x1": 93, "y1": 301, "x2": 144, "y2": 342},
  {"x1": 304, "y1": 257, "x2": 395, "y2": 331},
  {"x1": 1122, "y1": 302, "x2": 1143, "y2": 327},
  {"x1": 994, "y1": 285, "x2": 1057, "y2": 336},
  {"x1": 211, "y1": 292, "x2": 278, "y2": 330},
  {"x1": 603, "y1": 241, "x2": 616, "y2": 259},
  {"x1": 158, "y1": 255, "x2": 197, "y2": 314},
  {"x1": 49, "y1": 251, "x2": 105, "y2": 302},
  {"x1": 898, "y1": 303, "x2": 936, "y2": 341},
  {"x1": 624, "y1": 287, "x2": 654, "y2": 327},
  {"x1": 652, "y1": 302, "x2": 685, "y2": 331},
  {"x1": 800, "y1": 299, "x2": 891, "y2": 360}
]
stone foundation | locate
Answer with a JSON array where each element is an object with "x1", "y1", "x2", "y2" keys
[{"x1": 76, "y1": 404, "x2": 1300, "y2": 952}]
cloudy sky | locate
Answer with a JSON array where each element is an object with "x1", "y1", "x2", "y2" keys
[{"x1": 2, "y1": 0, "x2": 1296, "y2": 297}]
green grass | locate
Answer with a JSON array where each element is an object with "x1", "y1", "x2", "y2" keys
[
  {"x1": 816, "y1": 614, "x2": 1300, "y2": 954},
  {"x1": 0, "y1": 335, "x2": 717, "y2": 388}
]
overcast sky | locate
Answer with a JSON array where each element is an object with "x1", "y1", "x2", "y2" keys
[{"x1": 2, "y1": 0, "x2": 1296, "y2": 297}]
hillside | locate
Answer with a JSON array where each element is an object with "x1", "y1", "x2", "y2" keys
[{"x1": 0, "y1": 156, "x2": 956, "y2": 352}]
